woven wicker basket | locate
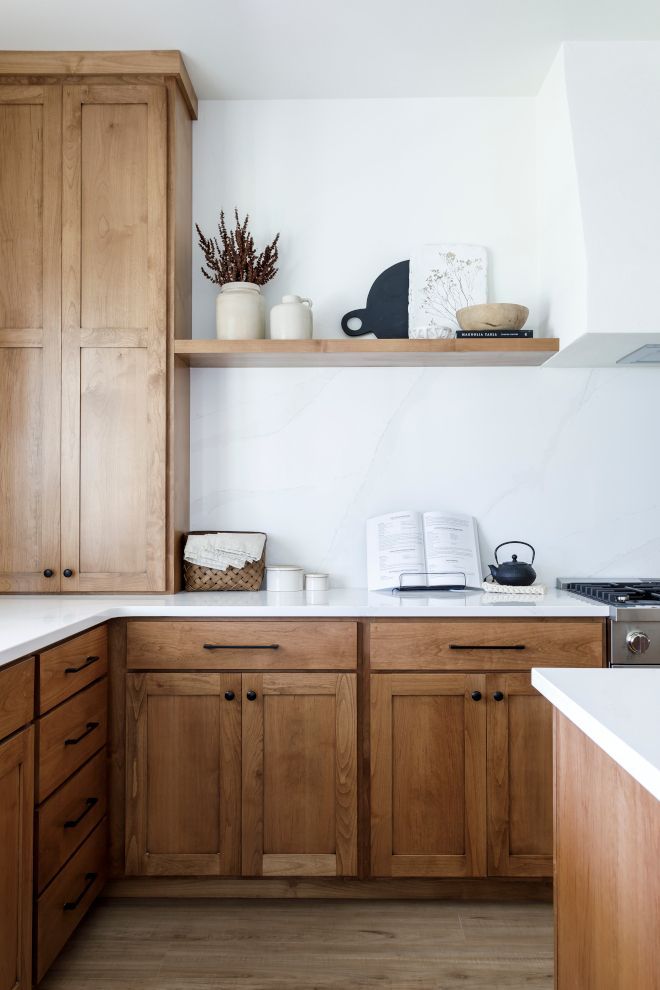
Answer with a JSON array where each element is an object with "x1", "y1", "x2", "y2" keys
[{"x1": 183, "y1": 532, "x2": 266, "y2": 592}]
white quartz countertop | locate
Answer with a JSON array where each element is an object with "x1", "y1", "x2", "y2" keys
[
  {"x1": 0, "y1": 588, "x2": 608, "y2": 668},
  {"x1": 532, "y1": 668, "x2": 660, "y2": 801}
]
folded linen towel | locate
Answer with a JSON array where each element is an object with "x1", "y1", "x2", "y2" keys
[
  {"x1": 481, "y1": 581, "x2": 546, "y2": 595},
  {"x1": 184, "y1": 533, "x2": 265, "y2": 572}
]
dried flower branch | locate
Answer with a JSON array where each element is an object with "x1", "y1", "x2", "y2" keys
[{"x1": 195, "y1": 209, "x2": 280, "y2": 286}]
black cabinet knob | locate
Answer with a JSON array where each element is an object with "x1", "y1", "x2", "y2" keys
[
  {"x1": 470, "y1": 691, "x2": 482, "y2": 701},
  {"x1": 63, "y1": 568, "x2": 73, "y2": 578},
  {"x1": 224, "y1": 691, "x2": 235, "y2": 701},
  {"x1": 43, "y1": 569, "x2": 54, "y2": 578},
  {"x1": 246, "y1": 690, "x2": 257, "y2": 701},
  {"x1": 493, "y1": 691, "x2": 505, "y2": 702}
]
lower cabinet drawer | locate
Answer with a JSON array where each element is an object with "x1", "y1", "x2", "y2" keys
[
  {"x1": 38, "y1": 678, "x2": 107, "y2": 801},
  {"x1": 37, "y1": 749, "x2": 107, "y2": 892},
  {"x1": 36, "y1": 818, "x2": 107, "y2": 982}
]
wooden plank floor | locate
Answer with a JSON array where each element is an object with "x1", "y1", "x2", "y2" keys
[{"x1": 40, "y1": 898, "x2": 553, "y2": 989}]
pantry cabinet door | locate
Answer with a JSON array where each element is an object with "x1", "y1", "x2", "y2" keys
[
  {"x1": 371, "y1": 673, "x2": 487, "y2": 877},
  {"x1": 486, "y1": 673, "x2": 553, "y2": 877},
  {"x1": 241, "y1": 673, "x2": 358, "y2": 877},
  {"x1": 0, "y1": 86, "x2": 61, "y2": 592},
  {"x1": 0, "y1": 727, "x2": 34, "y2": 990},
  {"x1": 60, "y1": 85, "x2": 167, "y2": 591},
  {"x1": 125, "y1": 673, "x2": 241, "y2": 876}
]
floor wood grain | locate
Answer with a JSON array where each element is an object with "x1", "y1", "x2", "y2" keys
[{"x1": 39, "y1": 898, "x2": 553, "y2": 989}]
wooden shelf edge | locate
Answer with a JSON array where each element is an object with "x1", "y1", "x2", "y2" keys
[{"x1": 174, "y1": 338, "x2": 560, "y2": 369}]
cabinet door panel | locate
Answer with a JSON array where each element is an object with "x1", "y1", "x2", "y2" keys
[
  {"x1": 125, "y1": 673, "x2": 241, "y2": 876},
  {"x1": 371, "y1": 674, "x2": 487, "y2": 878},
  {"x1": 487, "y1": 673, "x2": 553, "y2": 877},
  {"x1": 242, "y1": 673, "x2": 357, "y2": 877},
  {"x1": 0, "y1": 86, "x2": 61, "y2": 592},
  {"x1": 0, "y1": 727, "x2": 34, "y2": 990},
  {"x1": 61, "y1": 85, "x2": 166, "y2": 591}
]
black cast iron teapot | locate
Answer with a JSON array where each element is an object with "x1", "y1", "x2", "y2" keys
[{"x1": 488, "y1": 541, "x2": 536, "y2": 586}]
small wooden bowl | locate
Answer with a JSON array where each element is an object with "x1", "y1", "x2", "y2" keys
[{"x1": 456, "y1": 303, "x2": 529, "y2": 332}]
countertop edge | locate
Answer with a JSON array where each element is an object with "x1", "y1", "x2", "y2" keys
[{"x1": 532, "y1": 668, "x2": 660, "y2": 802}]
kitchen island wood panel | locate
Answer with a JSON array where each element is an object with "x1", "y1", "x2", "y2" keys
[{"x1": 554, "y1": 712, "x2": 659, "y2": 989}]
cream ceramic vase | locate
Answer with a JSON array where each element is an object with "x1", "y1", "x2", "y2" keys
[
  {"x1": 269, "y1": 294, "x2": 313, "y2": 340},
  {"x1": 216, "y1": 282, "x2": 265, "y2": 340}
]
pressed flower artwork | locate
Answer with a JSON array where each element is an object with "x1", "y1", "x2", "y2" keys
[{"x1": 409, "y1": 244, "x2": 487, "y2": 338}]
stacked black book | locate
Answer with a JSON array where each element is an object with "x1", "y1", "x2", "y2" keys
[{"x1": 455, "y1": 329, "x2": 533, "y2": 339}]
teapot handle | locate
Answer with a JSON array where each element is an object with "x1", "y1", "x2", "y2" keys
[{"x1": 494, "y1": 541, "x2": 535, "y2": 565}]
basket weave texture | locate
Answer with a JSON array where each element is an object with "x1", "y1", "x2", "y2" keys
[{"x1": 183, "y1": 532, "x2": 266, "y2": 592}]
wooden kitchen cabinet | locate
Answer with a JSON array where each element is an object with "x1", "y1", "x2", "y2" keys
[
  {"x1": 60, "y1": 84, "x2": 167, "y2": 591},
  {"x1": 0, "y1": 727, "x2": 34, "y2": 990},
  {"x1": 486, "y1": 673, "x2": 553, "y2": 877},
  {"x1": 370, "y1": 673, "x2": 487, "y2": 877},
  {"x1": 125, "y1": 672, "x2": 242, "y2": 876},
  {"x1": 125, "y1": 670, "x2": 358, "y2": 878},
  {"x1": 0, "y1": 54, "x2": 195, "y2": 593},
  {"x1": 242, "y1": 673, "x2": 358, "y2": 878},
  {"x1": 0, "y1": 85, "x2": 61, "y2": 593}
]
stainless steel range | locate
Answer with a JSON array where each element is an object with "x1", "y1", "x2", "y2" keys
[{"x1": 558, "y1": 580, "x2": 660, "y2": 667}]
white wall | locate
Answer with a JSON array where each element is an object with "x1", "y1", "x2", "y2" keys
[{"x1": 190, "y1": 96, "x2": 660, "y2": 587}]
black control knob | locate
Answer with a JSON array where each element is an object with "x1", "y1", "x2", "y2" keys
[
  {"x1": 224, "y1": 691, "x2": 235, "y2": 701},
  {"x1": 43, "y1": 569, "x2": 54, "y2": 578},
  {"x1": 246, "y1": 690, "x2": 257, "y2": 701},
  {"x1": 63, "y1": 568, "x2": 73, "y2": 578},
  {"x1": 470, "y1": 691, "x2": 482, "y2": 701},
  {"x1": 492, "y1": 691, "x2": 504, "y2": 702}
]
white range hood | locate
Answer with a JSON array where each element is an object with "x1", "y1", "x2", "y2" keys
[{"x1": 537, "y1": 43, "x2": 660, "y2": 367}]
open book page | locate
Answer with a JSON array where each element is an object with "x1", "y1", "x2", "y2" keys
[
  {"x1": 422, "y1": 512, "x2": 483, "y2": 588},
  {"x1": 366, "y1": 511, "x2": 426, "y2": 590}
]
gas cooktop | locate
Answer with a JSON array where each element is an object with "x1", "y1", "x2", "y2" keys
[{"x1": 558, "y1": 580, "x2": 660, "y2": 607}]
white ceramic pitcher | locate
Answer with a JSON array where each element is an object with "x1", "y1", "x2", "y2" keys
[{"x1": 269, "y1": 294, "x2": 313, "y2": 340}]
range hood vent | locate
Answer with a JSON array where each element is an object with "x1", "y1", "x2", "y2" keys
[{"x1": 617, "y1": 345, "x2": 660, "y2": 366}]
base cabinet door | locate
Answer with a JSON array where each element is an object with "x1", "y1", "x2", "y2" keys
[
  {"x1": 125, "y1": 673, "x2": 241, "y2": 875},
  {"x1": 0, "y1": 727, "x2": 34, "y2": 990},
  {"x1": 241, "y1": 673, "x2": 358, "y2": 877},
  {"x1": 371, "y1": 674, "x2": 487, "y2": 877},
  {"x1": 486, "y1": 673, "x2": 553, "y2": 877}
]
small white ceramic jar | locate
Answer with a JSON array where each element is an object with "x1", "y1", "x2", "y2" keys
[
  {"x1": 216, "y1": 282, "x2": 265, "y2": 340},
  {"x1": 269, "y1": 295, "x2": 313, "y2": 340},
  {"x1": 266, "y1": 565, "x2": 304, "y2": 592},
  {"x1": 305, "y1": 573, "x2": 329, "y2": 591}
]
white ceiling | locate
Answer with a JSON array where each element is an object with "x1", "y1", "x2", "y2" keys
[{"x1": 4, "y1": 0, "x2": 660, "y2": 99}]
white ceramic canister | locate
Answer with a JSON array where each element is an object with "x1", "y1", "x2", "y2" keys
[
  {"x1": 305, "y1": 573, "x2": 328, "y2": 591},
  {"x1": 266, "y1": 565, "x2": 304, "y2": 592},
  {"x1": 269, "y1": 294, "x2": 313, "y2": 340},
  {"x1": 216, "y1": 282, "x2": 265, "y2": 340}
]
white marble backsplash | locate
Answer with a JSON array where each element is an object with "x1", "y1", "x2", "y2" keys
[{"x1": 190, "y1": 366, "x2": 660, "y2": 586}]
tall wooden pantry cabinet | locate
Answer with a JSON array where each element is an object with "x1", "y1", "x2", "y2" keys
[{"x1": 0, "y1": 52, "x2": 195, "y2": 593}]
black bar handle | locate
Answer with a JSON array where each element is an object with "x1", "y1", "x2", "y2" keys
[
  {"x1": 64, "y1": 722, "x2": 100, "y2": 746},
  {"x1": 63, "y1": 872, "x2": 97, "y2": 911},
  {"x1": 203, "y1": 643, "x2": 279, "y2": 651},
  {"x1": 449, "y1": 644, "x2": 526, "y2": 651},
  {"x1": 64, "y1": 797, "x2": 98, "y2": 829},
  {"x1": 65, "y1": 655, "x2": 100, "y2": 675}
]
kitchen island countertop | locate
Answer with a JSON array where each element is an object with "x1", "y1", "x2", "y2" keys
[
  {"x1": 0, "y1": 588, "x2": 609, "y2": 669},
  {"x1": 532, "y1": 667, "x2": 660, "y2": 801}
]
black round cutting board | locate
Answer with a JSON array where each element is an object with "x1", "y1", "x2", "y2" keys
[{"x1": 341, "y1": 260, "x2": 409, "y2": 338}]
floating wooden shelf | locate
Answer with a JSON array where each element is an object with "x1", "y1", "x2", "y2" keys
[{"x1": 174, "y1": 338, "x2": 560, "y2": 368}]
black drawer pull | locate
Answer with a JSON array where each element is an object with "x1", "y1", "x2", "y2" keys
[
  {"x1": 203, "y1": 643, "x2": 280, "y2": 651},
  {"x1": 64, "y1": 722, "x2": 100, "y2": 746},
  {"x1": 64, "y1": 797, "x2": 98, "y2": 829},
  {"x1": 449, "y1": 644, "x2": 526, "y2": 651},
  {"x1": 65, "y1": 655, "x2": 100, "y2": 674},
  {"x1": 63, "y1": 872, "x2": 97, "y2": 911}
]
